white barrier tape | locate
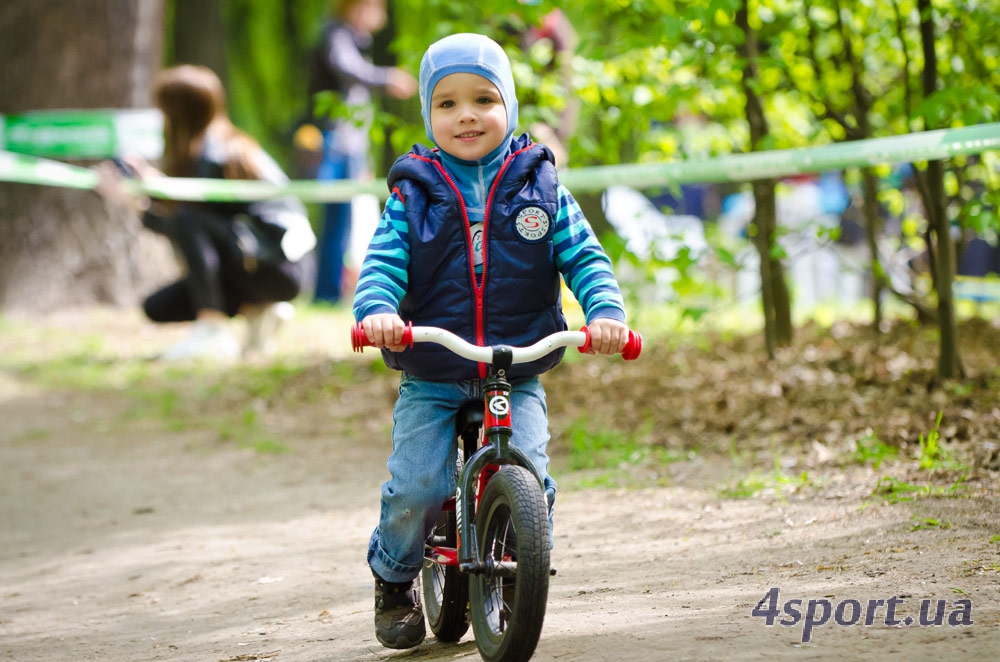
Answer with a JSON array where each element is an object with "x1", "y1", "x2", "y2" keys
[{"x1": 3, "y1": 122, "x2": 1000, "y2": 201}]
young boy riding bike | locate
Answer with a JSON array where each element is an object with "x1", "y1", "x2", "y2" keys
[{"x1": 352, "y1": 32, "x2": 629, "y2": 650}]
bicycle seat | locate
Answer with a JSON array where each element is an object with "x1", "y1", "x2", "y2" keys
[{"x1": 455, "y1": 401, "x2": 483, "y2": 436}]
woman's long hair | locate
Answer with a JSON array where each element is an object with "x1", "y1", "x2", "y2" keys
[{"x1": 153, "y1": 65, "x2": 263, "y2": 180}]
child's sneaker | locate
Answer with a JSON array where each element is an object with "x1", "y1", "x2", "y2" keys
[
  {"x1": 242, "y1": 301, "x2": 294, "y2": 357},
  {"x1": 159, "y1": 320, "x2": 240, "y2": 362},
  {"x1": 373, "y1": 573, "x2": 425, "y2": 649}
]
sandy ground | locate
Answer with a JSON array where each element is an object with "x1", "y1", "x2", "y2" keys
[{"x1": 1, "y1": 309, "x2": 999, "y2": 661}]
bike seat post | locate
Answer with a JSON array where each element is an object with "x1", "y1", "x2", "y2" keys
[{"x1": 485, "y1": 347, "x2": 514, "y2": 459}]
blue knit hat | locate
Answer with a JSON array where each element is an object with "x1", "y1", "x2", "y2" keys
[{"x1": 419, "y1": 33, "x2": 518, "y2": 149}]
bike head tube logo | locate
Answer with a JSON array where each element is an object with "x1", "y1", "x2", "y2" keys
[
  {"x1": 514, "y1": 206, "x2": 550, "y2": 243},
  {"x1": 488, "y1": 395, "x2": 509, "y2": 417}
]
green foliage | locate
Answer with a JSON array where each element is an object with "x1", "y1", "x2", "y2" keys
[
  {"x1": 719, "y1": 449, "x2": 812, "y2": 500},
  {"x1": 566, "y1": 415, "x2": 650, "y2": 470},
  {"x1": 179, "y1": 0, "x2": 1000, "y2": 223},
  {"x1": 859, "y1": 412, "x2": 971, "y2": 506},
  {"x1": 917, "y1": 411, "x2": 968, "y2": 473},
  {"x1": 217, "y1": 405, "x2": 290, "y2": 454},
  {"x1": 869, "y1": 473, "x2": 969, "y2": 505},
  {"x1": 220, "y1": 0, "x2": 330, "y2": 166},
  {"x1": 852, "y1": 431, "x2": 898, "y2": 469},
  {"x1": 719, "y1": 466, "x2": 810, "y2": 500},
  {"x1": 870, "y1": 476, "x2": 933, "y2": 504},
  {"x1": 561, "y1": 414, "x2": 689, "y2": 487},
  {"x1": 910, "y1": 515, "x2": 951, "y2": 531}
]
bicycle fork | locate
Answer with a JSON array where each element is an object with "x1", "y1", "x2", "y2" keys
[{"x1": 455, "y1": 347, "x2": 546, "y2": 575}]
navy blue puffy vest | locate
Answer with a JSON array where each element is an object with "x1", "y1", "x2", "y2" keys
[{"x1": 383, "y1": 135, "x2": 567, "y2": 380}]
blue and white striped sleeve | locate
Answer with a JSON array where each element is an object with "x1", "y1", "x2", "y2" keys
[
  {"x1": 553, "y1": 184, "x2": 627, "y2": 323},
  {"x1": 352, "y1": 191, "x2": 411, "y2": 322}
]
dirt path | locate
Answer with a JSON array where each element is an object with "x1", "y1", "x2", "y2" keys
[{"x1": 1, "y1": 310, "x2": 999, "y2": 661}]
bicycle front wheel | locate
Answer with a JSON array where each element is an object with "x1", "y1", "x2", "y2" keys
[{"x1": 468, "y1": 465, "x2": 550, "y2": 662}]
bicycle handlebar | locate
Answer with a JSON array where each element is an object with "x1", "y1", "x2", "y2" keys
[{"x1": 351, "y1": 323, "x2": 641, "y2": 363}]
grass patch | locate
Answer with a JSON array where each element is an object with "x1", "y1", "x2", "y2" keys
[
  {"x1": 719, "y1": 465, "x2": 811, "y2": 499},
  {"x1": 867, "y1": 474, "x2": 969, "y2": 505},
  {"x1": 0, "y1": 318, "x2": 371, "y2": 455},
  {"x1": 559, "y1": 415, "x2": 692, "y2": 488},
  {"x1": 918, "y1": 411, "x2": 968, "y2": 473},
  {"x1": 10, "y1": 427, "x2": 51, "y2": 444},
  {"x1": 851, "y1": 430, "x2": 898, "y2": 469},
  {"x1": 910, "y1": 515, "x2": 952, "y2": 531},
  {"x1": 719, "y1": 442, "x2": 814, "y2": 500},
  {"x1": 871, "y1": 476, "x2": 933, "y2": 504}
]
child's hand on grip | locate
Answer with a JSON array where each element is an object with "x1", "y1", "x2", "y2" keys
[
  {"x1": 585, "y1": 318, "x2": 629, "y2": 355},
  {"x1": 361, "y1": 314, "x2": 409, "y2": 352}
]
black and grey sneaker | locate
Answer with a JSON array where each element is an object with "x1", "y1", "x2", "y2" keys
[{"x1": 373, "y1": 573, "x2": 425, "y2": 649}]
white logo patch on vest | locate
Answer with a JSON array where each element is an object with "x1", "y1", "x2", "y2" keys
[
  {"x1": 469, "y1": 222, "x2": 485, "y2": 266},
  {"x1": 514, "y1": 206, "x2": 550, "y2": 242}
]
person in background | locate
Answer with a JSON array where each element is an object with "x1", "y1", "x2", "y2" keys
[
  {"x1": 96, "y1": 65, "x2": 316, "y2": 361},
  {"x1": 352, "y1": 33, "x2": 628, "y2": 649},
  {"x1": 301, "y1": 0, "x2": 417, "y2": 305}
]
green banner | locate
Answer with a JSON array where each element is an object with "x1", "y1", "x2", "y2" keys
[
  {"x1": 2, "y1": 122, "x2": 1000, "y2": 201},
  {"x1": 0, "y1": 109, "x2": 162, "y2": 159}
]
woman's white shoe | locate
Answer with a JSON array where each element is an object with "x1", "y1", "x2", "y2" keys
[{"x1": 159, "y1": 320, "x2": 241, "y2": 362}]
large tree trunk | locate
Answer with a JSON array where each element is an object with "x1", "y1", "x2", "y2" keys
[{"x1": 0, "y1": 0, "x2": 175, "y2": 313}]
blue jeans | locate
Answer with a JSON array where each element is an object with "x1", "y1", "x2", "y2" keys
[
  {"x1": 367, "y1": 373, "x2": 556, "y2": 584},
  {"x1": 313, "y1": 129, "x2": 366, "y2": 304}
]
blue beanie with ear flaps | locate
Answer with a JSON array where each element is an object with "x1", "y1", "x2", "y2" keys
[{"x1": 418, "y1": 33, "x2": 519, "y2": 152}]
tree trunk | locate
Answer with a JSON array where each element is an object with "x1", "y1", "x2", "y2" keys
[
  {"x1": 835, "y1": 1, "x2": 886, "y2": 334},
  {"x1": 859, "y1": 167, "x2": 884, "y2": 329},
  {"x1": 916, "y1": 0, "x2": 964, "y2": 379},
  {"x1": 0, "y1": 0, "x2": 176, "y2": 314},
  {"x1": 751, "y1": 180, "x2": 777, "y2": 358},
  {"x1": 738, "y1": 1, "x2": 791, "y2": 357}
]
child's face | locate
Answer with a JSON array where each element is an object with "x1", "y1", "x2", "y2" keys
[{"x1": 429, "y1": 73, "x2": 508, "y2": 162}]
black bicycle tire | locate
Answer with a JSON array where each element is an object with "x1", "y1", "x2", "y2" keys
[
  {"x1": 468, "y1": 465, "x2": 550, "y2": 662},
  {"x1": 422, "y1": 508, "x2": 470, "y2": 642}
]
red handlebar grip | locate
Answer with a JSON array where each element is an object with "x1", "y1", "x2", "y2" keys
[
  {"x1": 350, "y1": 322, "x2": 414, "y2": 353},
  {"x1": 577, "y1": 326, "x2": 642, "y2": 360},
  {"x1": 577, "y1": 326, "x2": 592, "y2": 354},
  {"x1": 351, "y1": 322, "x2": 371, "y2": 352},
  {"x1": 622, "y1": 330, "x2": 642, "y2": 360}
]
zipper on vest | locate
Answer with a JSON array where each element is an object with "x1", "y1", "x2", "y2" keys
[
  {"x1": 429, "y1": 160, "x2": 487, "y2": 376},
  {"x1": 432, "y1": 146, "x2": 532, "y2": 378},
  {"x1": 477, "y1": 146, "x2": 532, "y2": 378}
]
